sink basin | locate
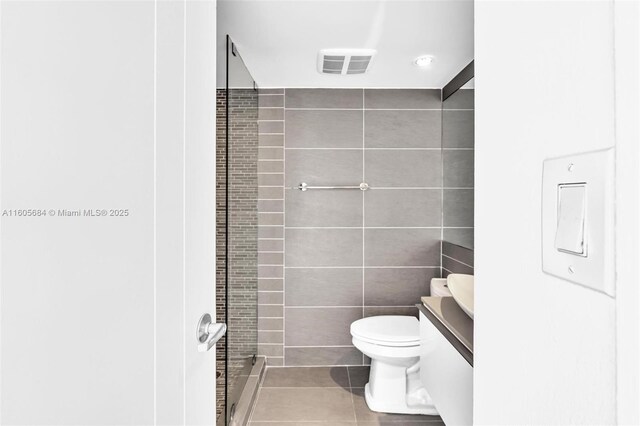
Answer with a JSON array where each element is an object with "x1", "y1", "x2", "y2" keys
[{"x1": 446, "y1": 274, "x2": 474, "y2": 319}]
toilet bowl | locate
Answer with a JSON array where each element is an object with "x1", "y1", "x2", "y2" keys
[{"x1": 350, "y1": 316, "x2": 438, "y2": 416}]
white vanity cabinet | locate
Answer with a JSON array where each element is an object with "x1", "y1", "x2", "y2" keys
[{"x1": 419, "y1": 300, "x2": 473, "y2": 425}]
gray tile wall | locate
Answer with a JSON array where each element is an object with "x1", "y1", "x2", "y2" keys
[
  {"x1": 442, "y1": 241, "x2": 475, "y2": 276},
  {"x1": 257, "y1": 89, "x2": 285, "y2": 366},
  {"x1": 257, "y1": 89, "x2": 443, "y2": 366},
  {"x1": 442, "y1": 88, "x2": 474, "y2": 249}
]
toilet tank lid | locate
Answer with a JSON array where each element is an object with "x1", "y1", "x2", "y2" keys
[{"x1": 351, "y1": 315, "x2": 419, "y2": 344}]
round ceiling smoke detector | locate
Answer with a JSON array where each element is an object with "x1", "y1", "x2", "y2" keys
[{"x1": 414, "y1": 55, "x2": 434, "y2": 67}]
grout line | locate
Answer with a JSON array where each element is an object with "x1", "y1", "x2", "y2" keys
[
  {"x1": 181, "y1": 3, "x2": 186, "y2": 422},
  {"x1": 361, "y1": 88, "x2": 366, "y2": 330},
  {"x1": 284, "y1": 305, "x2": 418, "y2": 309},
  {"x1": 282, "y1": 88, "x2": 287, "y2": 366},
  {"x1": 442, "y1": 147, "x2": 475, "y2": 150},
  {"x1": 283, "y1": 107, "x2": 443, "y2": 111},
  {"x1": 284, "y1": 345, "x2": 356, "y2": 348},
  {"x1": 440, "y1": 89, "x2": 445, "y2": 280},
  {"x1": 283, "y1": 187, "x2": 472, "y2": 190},
  {"x1": 284, "y1": 266, "x2": 440, "y2": 269},
  {"x1": 442, "y1": 254, "x2": 475, "y2": 269},
  {"x1": 282, "y1": 147, "x2": 446, "y2": 150},
  {"x1": 284, "y1": 226, "x2": 442, "y2": 229},
  {"x1": 152, "y1": 1, "x2": 157, "y2": 422}
]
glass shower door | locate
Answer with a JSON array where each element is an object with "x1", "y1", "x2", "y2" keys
[{"x1": 216, "y1": 36, "x2": 259, "y2": 425}]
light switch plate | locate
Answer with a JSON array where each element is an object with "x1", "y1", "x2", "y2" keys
[{"x1": 542, "y1": 148, "x2": 615, "y2": 296}]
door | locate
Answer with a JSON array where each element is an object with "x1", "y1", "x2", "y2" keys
[{"x1": 0, "y1": 1, "x2": 217, "y2": 424}]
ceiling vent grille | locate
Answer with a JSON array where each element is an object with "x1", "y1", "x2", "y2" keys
[{"x1": 317, "y1": 49, "x2": 376, "y2": 75}]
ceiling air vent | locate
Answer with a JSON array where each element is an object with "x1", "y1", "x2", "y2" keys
[{"x1": 317, "y1": 49, "x2": 377, "y2": 75}]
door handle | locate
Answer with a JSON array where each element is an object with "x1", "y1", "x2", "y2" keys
[{"x1": 196, "y1": 313, "x2": 227, "y2": 352}]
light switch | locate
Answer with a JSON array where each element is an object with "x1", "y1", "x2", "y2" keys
[
  {"x1": 554, "y1": 183, "x2": 587, "y2": 256},
  {"x1": 542, "y1": 148, "x2": 614, "y2": 296}
]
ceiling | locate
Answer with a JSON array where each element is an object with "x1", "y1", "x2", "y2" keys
[{"x1": 217, "y1": 0, "x2": 474, "y2": 89}]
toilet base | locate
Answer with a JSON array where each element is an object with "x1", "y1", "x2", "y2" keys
[
  {"x1": 363, "y1": 359, "x2": 438, "y2": 416},
  {"x1": 364, "y1": 383, "x2": 438, "y2": 416}
]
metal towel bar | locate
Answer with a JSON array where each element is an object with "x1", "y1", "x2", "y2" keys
[{"x1": 296, "y1": 182, "x2": 370, "y2": 191}]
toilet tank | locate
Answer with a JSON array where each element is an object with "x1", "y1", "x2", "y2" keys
[{"x1": 430, "y1": 278, "x2": 452, "y2": 297}]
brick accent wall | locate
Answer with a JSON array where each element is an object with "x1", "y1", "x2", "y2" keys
[{"x1": 215, "y1": 88, "x2": 259, "y2": 417}]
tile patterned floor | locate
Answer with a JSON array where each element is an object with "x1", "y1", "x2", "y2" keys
[{"x1": 247, "y1": 366, "x2": 445, "y2": 425}]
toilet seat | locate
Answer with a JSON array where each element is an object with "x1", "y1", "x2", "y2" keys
[{"x1": 350, "y1": 316, "x2": 420, "y2": 347}]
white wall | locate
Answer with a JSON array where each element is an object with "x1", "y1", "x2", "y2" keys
[
  {"x1": 475, "y1": 0, "x2": 638, "y2": 424},
  {"x1": 613, "y1": 1, "x2": 640, "y2": 423},
  {"x1": 0, "y1": 1, "x2": 217, "y2": 424}
]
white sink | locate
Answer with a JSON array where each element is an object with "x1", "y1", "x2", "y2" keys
[{"x1": 446, "y1": 274, "x2": 474, "y2": 319}]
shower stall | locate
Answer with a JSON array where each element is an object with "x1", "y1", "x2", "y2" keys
[{"x1": 216, "y1": 37, "x2": 259, "y2": 425}]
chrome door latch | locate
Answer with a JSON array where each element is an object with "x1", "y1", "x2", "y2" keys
[{"x1": 196, "y1": 313, "x2": 227, "y2": 352}]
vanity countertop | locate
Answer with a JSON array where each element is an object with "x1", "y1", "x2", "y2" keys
[{"x1": 418, "y1": 297, "x2": 474, "y2": 366}]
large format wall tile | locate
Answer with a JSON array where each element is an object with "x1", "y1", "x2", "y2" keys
[
  {"x1": 259, "y1": 94, "x2": 284, "y2": 108},
  {"x1": 444, "y1": 150, "x2": 474, "y2": 188},
  {"x1": 364, "y1": 268, "x2": 439, "y2": 305},
  {"x1": 364, "y1": 228, "x2": 441, "y2": 266},
  {"x1": 285, "y1": 149, "x2": 363, "y2": 187},
  {"x1": 254, "y1": 87, "x2": 473, "y2": 367},
  {"x1": 285, "y1": 228, "x2": 363, "y2": 267},
  {"x1": 364, "y1": 110, "x2": 441, "y2": 148},
  {"x1": 286, "y1": 268, "x2": 363, "y2": 307},
  {"x1": 364, "y1": 189, "x2": 441, "y2": 227},
  {"x1": 442, "y1": 241, "x2": 474, "y2": 266},
  {"x1": 363, "y1": 306, "x2": 419, "y2": 317},
  {"x1": 285, "y1": 307, "x2": 362, "y2": 346},
  {"x1": 364, "y1": 89, "x2": 440, "y2": 109},
  {"x1": 285, "y1": 188, "x2": 363, "y2": 227},
  {"x1": 443, "y1": 189, "x2": 474, "y2": 227},
  {"x1": 442, "y1": 255, "x2": 474, "y2": 276},
  {"x1": 285, "y1": 88, "x2": 363, "y2": 109},
  {"x1": 442, "y1": 88, "x2": 474, "y2": 110},
  {"x1": 442, "y1": 110, "x2": 474, "y2": 149},
  {"x1": 443, "y1": 228, "x2": 474, "y2": 249},
  {"x1": 286, "y1": 110, "x2": 363, "y2": 148},
  {"x1": 285, "y1": 347, "x2": 363, "y2": 366},
  {"x1": 365, "y1": 150, "x2": 441, "y2": 187}
]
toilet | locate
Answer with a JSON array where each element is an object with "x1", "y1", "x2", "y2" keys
[{"x1": 349, "y1": 278, "x2": 450, "y2": 416}]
